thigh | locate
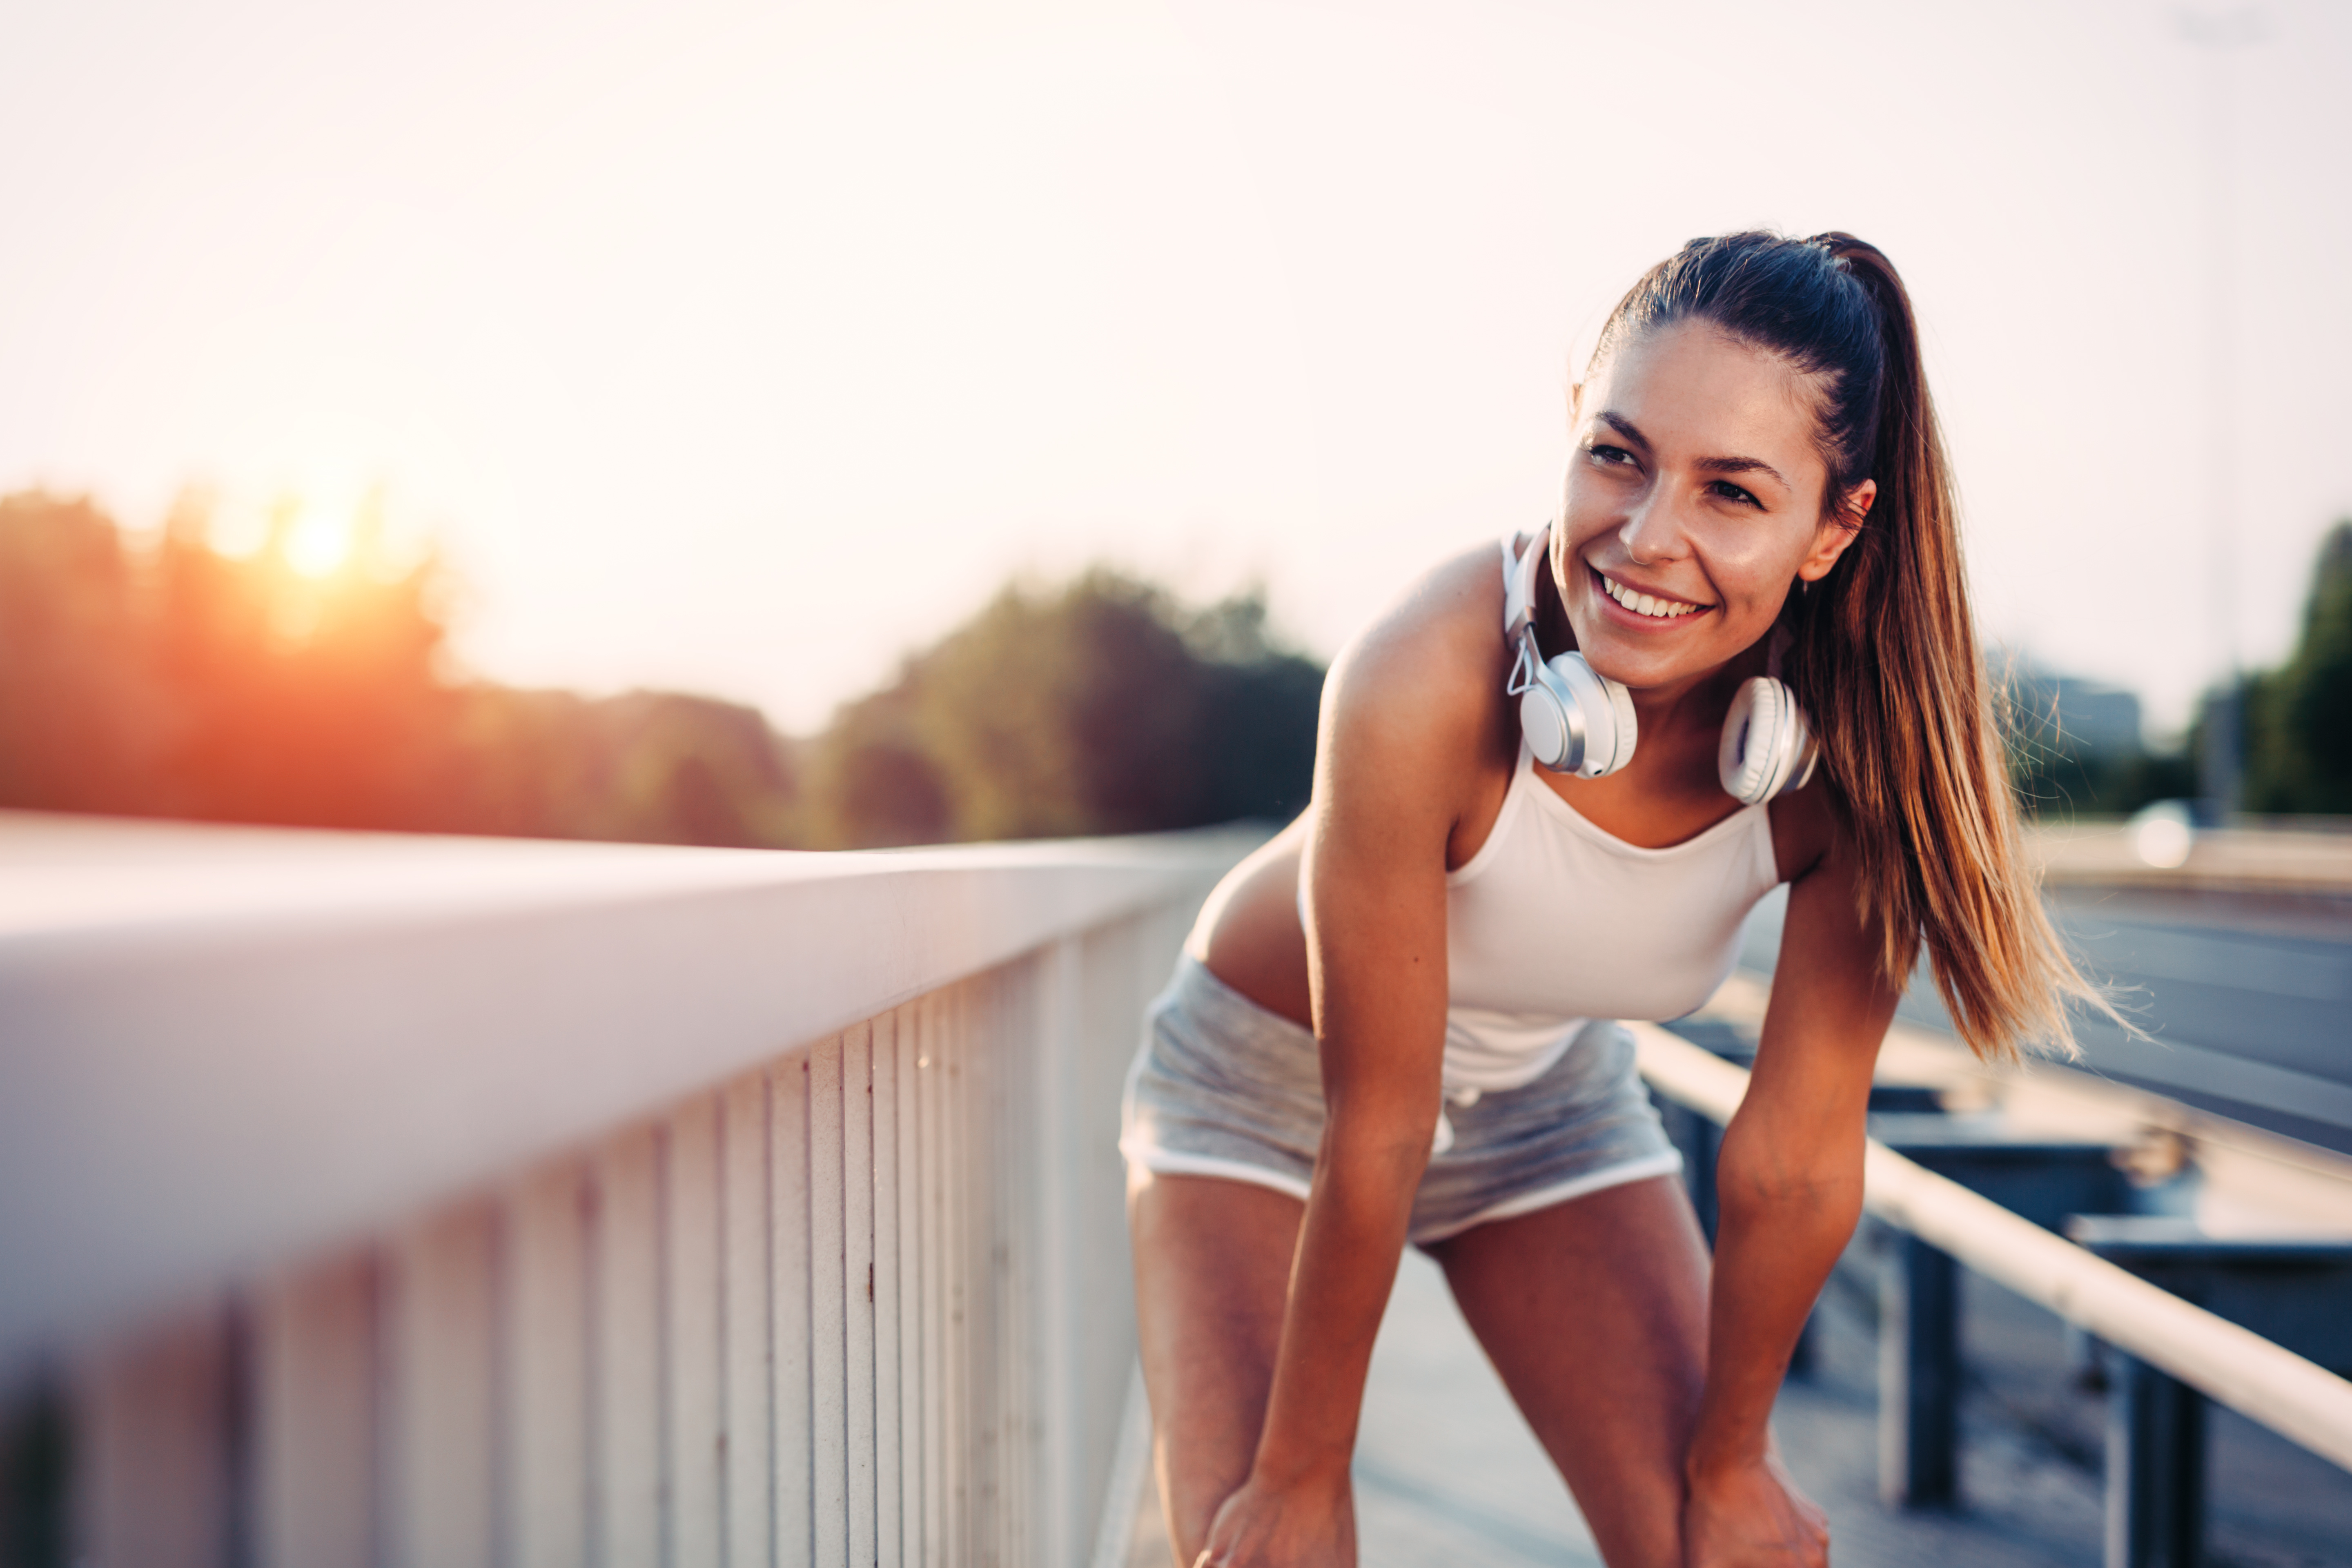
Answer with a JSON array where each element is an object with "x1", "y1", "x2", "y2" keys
[
  {"x1": 1127, "y1": 1168, "x2": 1306, "y2": 1568},
  {"x1": 1426, "y1": 1174, "x2": 1710, "y2": 1568}
]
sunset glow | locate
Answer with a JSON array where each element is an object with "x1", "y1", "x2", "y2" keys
[
  {"x1": 282, "y1": 501, "x2": 358, "y2": 580},
  {"x1": 0, "y1": 0, "x2": 2345, "y2": 734}
]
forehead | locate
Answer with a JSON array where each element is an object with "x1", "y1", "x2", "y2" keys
[{"x1": 1582, "y1": 321, "x2": 1826, "y2": 471}]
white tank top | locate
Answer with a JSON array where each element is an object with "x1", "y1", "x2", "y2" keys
[{"x1": 1436, "y1": 537, "x2": 1784, "y2": 1096}]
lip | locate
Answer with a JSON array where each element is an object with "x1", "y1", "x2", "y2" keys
[{"x1": 1585, "y1": 563, "x2": 1713, "y2": 626}]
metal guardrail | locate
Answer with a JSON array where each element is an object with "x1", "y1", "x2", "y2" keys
[
  {"x1": 0, "y1": 811, "x2": 1251, "y2": 1568},
  {"x1": 2029, "y1": 820, "x2": 2352, "y2": 895},
  {"x1": 1632, "y1": 1022, "x2": 2352, "y2": 1474}
]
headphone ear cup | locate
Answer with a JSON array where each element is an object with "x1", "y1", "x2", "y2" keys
[
  {"x1": 1518, "y1": 681, "x2": 1575, "y2": 772},
  {"x1": 1719, "y1": 676, "x2": 1815, "y2": 804},
  {"x1": 1543, "y1": 653, "x2": 1637, "y2": 778},
  {"x1": 1782, "y1": 699, "x2": 1820, "y2": 793},
  {"x1": 1598, "y1": 670, "x2": 1638, "y2": 777}
]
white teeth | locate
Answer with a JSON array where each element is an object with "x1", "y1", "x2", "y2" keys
[{"x1": 1598, "y1": 572, "x2": 1702, "y2": 621}]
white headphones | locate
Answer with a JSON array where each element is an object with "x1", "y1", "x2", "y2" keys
[{"x1": 1502, "y1": 527, "x2": 1819, "y2": 804}]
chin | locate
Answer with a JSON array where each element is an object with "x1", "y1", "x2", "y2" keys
[
  {"x1": 1580, "y1": 645, "x2": 1664, "y2": 688},
  {"x1": 1588, "y1": 637, "x2": 1719, "y2": 691}
]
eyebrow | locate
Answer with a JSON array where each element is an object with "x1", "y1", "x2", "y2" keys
[{"x1": 1594, "y1": 412, "x2": 1791, "y2": 492}]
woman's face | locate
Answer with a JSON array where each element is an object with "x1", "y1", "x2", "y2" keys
[{"x1": 1553, "y1": 318, "x2": 1868, "y2": 693}]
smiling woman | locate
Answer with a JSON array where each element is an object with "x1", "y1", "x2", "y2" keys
[{"x1": 1119, "y1": 231, "x2": 2111, "y2": 1568}]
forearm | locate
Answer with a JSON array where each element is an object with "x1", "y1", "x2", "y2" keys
[
  {"x1": 1249, "y1": 1125, "x2": 1428, "y2": 1487},
  {"x1": 1688, "y1": 1131, "x2": 1863, "y2": 1477}
]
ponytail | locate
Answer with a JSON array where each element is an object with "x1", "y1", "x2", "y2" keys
[
  {"x1": 1796, "y1": 238, "x2": 2101, "y2": 1058},
  {"x1": 1597, "y1": 232, "x2": 2107, "y2": 1059}
]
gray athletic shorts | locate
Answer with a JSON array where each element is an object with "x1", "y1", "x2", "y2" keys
[{"x1": 1119, "y1": 955, "x2": 1684, "y2": 1247}]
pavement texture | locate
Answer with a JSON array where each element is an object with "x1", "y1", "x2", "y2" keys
[
  {"x1": 1121, "y1": 1235, "x2": 2352, "y2": 1567},
  {"x1": 1740, "y1": 880, "x2": 2352, "y2": 1158}
]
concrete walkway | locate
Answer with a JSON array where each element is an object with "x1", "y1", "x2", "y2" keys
[
  {"x1": 1119, "y1": 1246, "x2": 1604, "y2": 1568},
  {"x1": 1119, "y1": 1241, "x2": 2352, "y2": 1567}
]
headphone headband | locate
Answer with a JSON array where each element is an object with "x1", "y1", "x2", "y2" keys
[{"x1": 1502, "y1": 525, "x2": 1548, "y2": 646}]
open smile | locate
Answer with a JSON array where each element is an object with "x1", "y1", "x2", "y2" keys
[{"x1": 1590, "y1": 565, "x2": 1712, "y2": 622}]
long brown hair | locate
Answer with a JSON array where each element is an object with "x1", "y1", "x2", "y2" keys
[{"x1": 1595, "y1": 232, "x2": 2099, "y2": 1060}]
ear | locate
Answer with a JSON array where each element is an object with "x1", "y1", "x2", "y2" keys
[{"x1": 1797, "y1": 478, "x2": 1875, "y2": 583}]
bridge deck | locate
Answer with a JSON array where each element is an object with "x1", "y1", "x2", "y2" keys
[{"x1": 1119, "y1": 1236, "x2": 2352, "y2": 1567}]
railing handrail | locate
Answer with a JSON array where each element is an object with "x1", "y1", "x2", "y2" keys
[
  {"x1": 1632, "y1": 1022, "x2": 2352, "y2": 1474},
  {"x1": 2027, "y1": 818, "x2": 2352, "y2": 893},
  {"x1": 0, "y1": 810, "x2": 1254, "y2": 1365}
]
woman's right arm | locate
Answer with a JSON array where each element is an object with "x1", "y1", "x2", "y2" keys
[{"x1": 1198, "y1": 565, "x2": 1498, "y2": 1567}]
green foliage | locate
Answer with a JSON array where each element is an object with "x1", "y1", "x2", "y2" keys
[
  {"x1": 0, "y1": 1374, "x2": 67, "y2": 1568},
  {"x1": 0, "y1": 493, "x2": 174, "y2": 815},
  {"x1": 0, "y1": 491, "x2": 1323, "y2": 849},
  {"x1": 806, "y1": 570, "x2": 1323, "y2": 847},
  {"x1": 443, "y1": 687, "x2": 800, "y2": 846},
  {"x1": 2243, "y1": 521, "x2": 2352, "y2": 814},
  {"x1": 0, "y1": 490, "x2": 800, "y2": 845},
  {"x1": 2007, "y1": 739, "x2": 2197, "y2": 820}
]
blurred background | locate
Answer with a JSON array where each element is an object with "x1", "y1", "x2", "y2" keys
[
  {"x1": 6, "y1": 6, "x2": 2352, "y2": 1565},
  {"x1": 2, "y1": 0, "x2": 2347, "y2": 849}
]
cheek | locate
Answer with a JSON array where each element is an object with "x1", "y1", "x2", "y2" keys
[
  {"x1": 1714, "y1": 555, "x2": 1793, "y2": 607},
  {"x1": 1699, "y1": 521, "x2": 1818, "y2": 602},
  {"x1": 1557, "y1": 471, "x2": 1608, "y2": 530},
  {"x1": 1559, "y1": 470, "x2": 1638, "y2": 544},
  {"x1": 1720, "y1": 579, "x2": 1796, "y2": 637},
  {"x1": 1689, "y1": 545, "x2": 1805, "y2": 646}
]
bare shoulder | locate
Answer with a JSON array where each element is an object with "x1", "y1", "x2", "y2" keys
[
  {"x1": 1768, "y1": 779, "x2": 1846, "y2": 886},
  {"x1": 1313, "y1": 538, "x2": 1518, "y2": 830},
  {"x1": 1325, "y1": 541, "x2": 1511, "y2": 740}
]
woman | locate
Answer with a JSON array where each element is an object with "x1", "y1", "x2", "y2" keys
[{"x1": 1120, "y1": 232, "x2": 2098, "y2": 1568}]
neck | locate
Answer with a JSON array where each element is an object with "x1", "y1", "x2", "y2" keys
[{"x1": 1624, "y1": 653, "x2": 1755, "y2": 748}]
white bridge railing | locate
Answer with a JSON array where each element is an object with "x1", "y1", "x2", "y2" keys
[
  {"x1": 0, "y1": 811, "x2": 1250, "y2": 1568},
  {"x1": 1633, "y1": 1027, "x2": 2352, "y2": 1468}
]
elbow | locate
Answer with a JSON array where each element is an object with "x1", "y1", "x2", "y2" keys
[
  {"x1": 1713, "y1": 1141, "x2": 1864, "y2": 1231},
  {"x1": 1320, "y1": 1101, "x2": 1439, "y2": 1192}
]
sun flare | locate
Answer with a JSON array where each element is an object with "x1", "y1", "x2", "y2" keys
[{"x1": 282, "y1": 501, "x2": 358, "y2": 579}]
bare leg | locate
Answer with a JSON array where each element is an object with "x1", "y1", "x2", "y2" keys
[
  {"x1": 1426, "y1": 1175, "x2": 1712, "y2": 1568},
  {"x1": 1128, "y1": 1169, "x2": 1308, "y2": 1568}
]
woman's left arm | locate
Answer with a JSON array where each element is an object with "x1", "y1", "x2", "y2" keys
[{"x1": 1683, "y1": 798, "x2": 1904, "y2": 1565}]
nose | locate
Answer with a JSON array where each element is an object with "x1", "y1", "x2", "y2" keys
[{"x1": 1615, "y1": 488, "x2": 1693, "y2": 566}]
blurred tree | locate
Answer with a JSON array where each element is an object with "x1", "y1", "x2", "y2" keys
[
  {"x1": 143, "y1": 489, "x2": 457, "y2": 829},
  {"x1": 2007, "y1": 737, "x2": 2197, "y2": 820},
  {"x1": 0, "y1": 489, "x2": 1316, "y2": 849},
  {"x1": 2243, "y1": 520, "x2": 2352, "y2": 814},
  {"x1": 1183, "y1": 593, "x2": 1329, "y2": 827},
  {"x1": 0, "y1": 1372, "x2": 68, "y2": 1568},
  {"x1": 808, "y1": 570, "x2": 1323, "y2": 847},
  {"x1": 0, "y1": 489, "x2": 802, "y2": 846},
  {"x1": 0, "y1": 493, "x2": 169, "y2": 814},
  {"x1": 448, "y1": 686, "x2": 799, "y2": 847}
]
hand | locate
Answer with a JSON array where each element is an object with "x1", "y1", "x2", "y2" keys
[
  {"x1": 1682, "y1": 1452, "x2": 1829, "y2": 1568},
  {"x1": 1192, "y1": 1470, "x2": 1356, "y2": 1568}
]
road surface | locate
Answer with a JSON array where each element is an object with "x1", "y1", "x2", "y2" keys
[{"x1": 1741, "y1": 883, "x2": 2352, "y2": 1157}]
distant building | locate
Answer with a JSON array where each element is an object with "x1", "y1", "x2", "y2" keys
[{"x1": 1996, "y1": 656, "x2": 2144, "y2": 757}]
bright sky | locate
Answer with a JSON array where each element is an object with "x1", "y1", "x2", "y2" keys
[{"x1": 2, "y1": 0, "x2": 2345, "y2": 737}]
